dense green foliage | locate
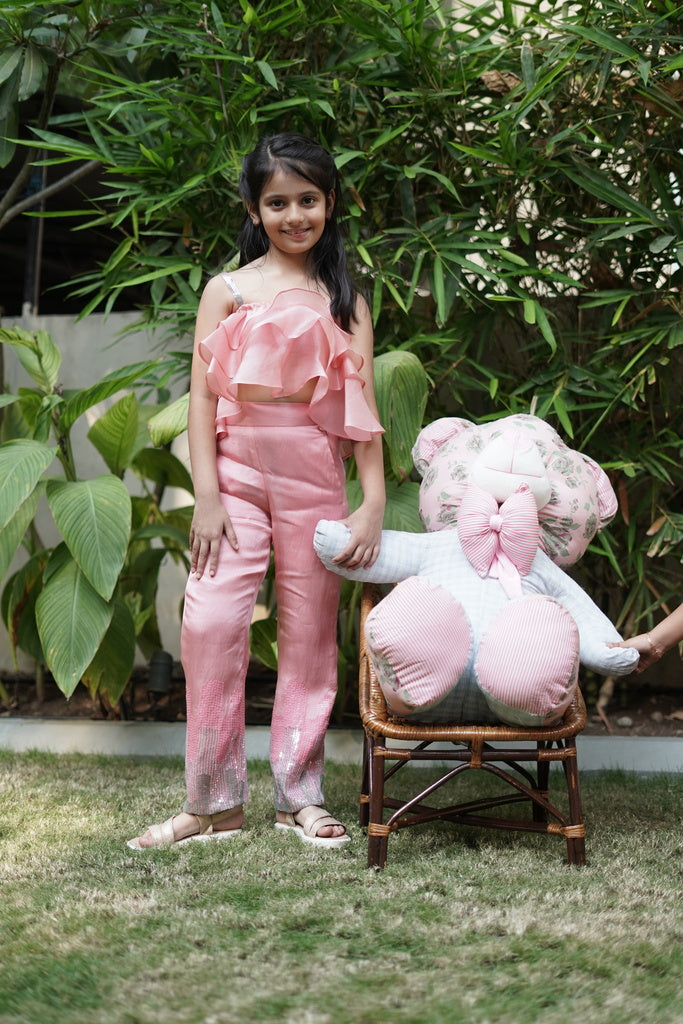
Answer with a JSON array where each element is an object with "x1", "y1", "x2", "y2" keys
[
  {"x1": 0, "y1": 324, "x2": 192, "y2": 700},
  {"x1": 1, "y1": 0, "x2": 681, "y2": 693}
]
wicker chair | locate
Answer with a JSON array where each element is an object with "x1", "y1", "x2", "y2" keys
[{"x1": 358, "y1": 584, "x2": 587, "y2": 870}]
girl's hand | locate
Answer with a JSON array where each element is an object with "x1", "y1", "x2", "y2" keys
[
  {"x1": 607, "y1": 634, "x2": 657, "y2": 673},
  {"x1": 190, "y1": 498, "x2": 238, "y2": 578},
  {"x1": 333, "y1": 503, "x2": 384, "y2": 570}
]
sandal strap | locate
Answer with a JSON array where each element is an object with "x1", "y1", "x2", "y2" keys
[
  {"x1": 295, "y1": 805, "x2": 345, "y2": 839},
  {"x1": 195, "y1": 808, "x2": 241, "y2": 836},
  {"x1": 145, "y1": 816, "x2": 178, "y2": 846}
]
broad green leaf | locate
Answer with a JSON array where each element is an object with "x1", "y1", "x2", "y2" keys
[
  {"x1": 87, "y1": 392, "x2": 139, "y2": 475},
  {"x1": 59, "y1": 360, "x2": 161, "y2": 431},
  {"x1": 0, "y1": 326, "x2": 62, "y2": 390},
  {"x1": 36, "y1": 547, "x2": 114, "y2": 697},
  {"x1": 81, "y1": 598, "x2": 136, "y2": 703},
  {"x1": 0, "y1": 484, "x2": 43, "y2": 583},
  {"x1": 148, "y1": 392, "x2": 189, "y2": 446},
  {"x1": 131, "y1": 447, "x2": 194, "y2": 495},
  {"x1": 0, "y1": 47, "x2": 22, "y2": 86},
  {"x1": 46, "y1": 476, "x2": 131, "y2": 600},
  {"x1": 347, "y1": 478, "x2": 424, "y2": 532},
  {"x1": 374, "y1": 351, "x2": 429, "y2": 481},
  {"x1": 18, "y1": 43, "x2": 44, "y2": 101},
  {"x1": 0, "y1": 108, "x2": 18, "y2": 167},
  {"x1": 0, "y1": 439, "x2": 55, "y2": 531},
  {"x1": 1, "y1": 551, "x2": 48, "y2": 666},
  {"x1": 249, "y1": 617, "x2": 278, "y2": 672}
]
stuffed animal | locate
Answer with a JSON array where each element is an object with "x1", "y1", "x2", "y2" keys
[{"x1": 314, "y1": 414, "x2": 638, "y2": 726}]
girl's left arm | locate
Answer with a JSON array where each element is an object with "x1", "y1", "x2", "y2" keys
[{"x1": 335, "y1": 297, "x2": 386, "y2": 569}]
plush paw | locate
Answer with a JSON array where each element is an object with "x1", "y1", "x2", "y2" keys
[
  {"x1": 475, "y1": 595, "x2": 580, "y2": 726},
  {"x1": 366, "y1": 576, "x2": 472, "y2": 714}
]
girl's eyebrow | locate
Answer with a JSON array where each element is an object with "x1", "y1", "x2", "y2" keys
[{"x1": 262, "y1": 188, "x2": 323, "y2": 200}]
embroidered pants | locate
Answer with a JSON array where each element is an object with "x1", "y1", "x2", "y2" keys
[{"x1": 181, "y1": 402, "x2": 347, "y2": 814}]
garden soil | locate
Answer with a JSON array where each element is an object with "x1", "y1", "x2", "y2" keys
[{"x1": 1, "y1": 664, "x2": 682, "y2": 738}]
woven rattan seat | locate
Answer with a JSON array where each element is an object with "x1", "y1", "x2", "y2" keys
[{"x1": 358, "y1": 584, "x2": 587, "y2": 869}]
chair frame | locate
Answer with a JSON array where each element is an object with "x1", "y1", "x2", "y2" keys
[{"x1": 358, "y1": 584, "x2": 587, "y2": 870}]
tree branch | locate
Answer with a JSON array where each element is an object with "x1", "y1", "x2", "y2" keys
[{"x1": 0, "y1": 159, "x2": 103, "y2": 230}]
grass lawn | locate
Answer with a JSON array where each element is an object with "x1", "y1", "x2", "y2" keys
[{"x1": 0, "y1": 750, "x2": 681, "y2": 1024}]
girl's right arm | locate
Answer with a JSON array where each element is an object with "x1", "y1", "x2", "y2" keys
[{"x1": 187, "y1": 275, "x2": 239, "y2": 578}]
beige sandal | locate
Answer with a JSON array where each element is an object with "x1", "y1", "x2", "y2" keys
[
  {"x1": 126, "y1": 807, "x2": 243, "y2": 850},
  {"x1": 275, "y1": 805, "x2": 350, "y2": 849}
]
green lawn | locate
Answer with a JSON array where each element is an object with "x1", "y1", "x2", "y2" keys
[{"x1": 1, "y1": 750, "x2": 681, "y2": 1024}]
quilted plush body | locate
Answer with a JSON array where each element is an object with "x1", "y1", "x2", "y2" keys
[{"x1": 314, "y1": 415, "x2": 638, "y2": 726}]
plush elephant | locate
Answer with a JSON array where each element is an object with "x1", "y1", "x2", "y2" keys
[{"x1": 314, "y1": 414, "x2": 638, "y2": 726}]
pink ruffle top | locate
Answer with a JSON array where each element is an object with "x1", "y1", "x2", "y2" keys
[{"x1": 199, "y1": 288, "x2": 385, "y2": 441}]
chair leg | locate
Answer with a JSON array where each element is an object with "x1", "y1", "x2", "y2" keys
[
  {"x1": 532, "y1": 743, "x2": 551, "y2": 823},
  {"x1": 563, "y1": 746, "x2": 586, "y2": 866},
  {"x1": 367, "y1": 737, "x2": 388, "y2": 869},
  {"x1": 359, "y1": 733, "x2": 370, "y2": 827}
]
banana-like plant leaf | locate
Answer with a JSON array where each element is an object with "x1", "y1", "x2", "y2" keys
[
  {"x1": 1, "y1": 551, "x2": 48, "y2": 667},
  {"x1": 131, "y1": 446, "x2": 194, "y2": 495},
  {"x1": 46, "y1": 475, "x2": 131, "y2": 600},
  {"x1": 87, "y1": 392, "x2": 139, "y2": 476},
  {"x1": 374, "y1": 351, "x2": 429, "y2": 481},
  {"x1": 249, "y1": 617, "x2": 278, "y2": 672},
  {"x1": 0, "y1": 439, "x2": 55, "y2": 531},
  {"x1": 36, "y1": 546, "x2": 114, "y2": 697},
  {"x1": 148, "y1": 391, "x2": 189, "y2": 446},
  {"x1": 58, "y1": 360, "x2": 161, "y2": 431},
  {"x1": 0, "y1": 483, "x2": 43, "y2": 582},
  {"x1": 82, "y1": 598, "x2": 136, "y2": 704},
  {"x1": 0, "y1": 327, "x2": 62, "y2": 391},
  {"x1": 346, "y1": 478, "x2": 424, "y2": 532}
]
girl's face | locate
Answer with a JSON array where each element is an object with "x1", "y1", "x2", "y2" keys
[{"x1": 250, "y1": 166, "x2": 334, "y2": 258}]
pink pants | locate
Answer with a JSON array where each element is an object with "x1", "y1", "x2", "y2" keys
[{"x1": 181, "y1": 402, "x2": 347, "y2": 815}]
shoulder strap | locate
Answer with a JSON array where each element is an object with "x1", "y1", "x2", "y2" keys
[{"x1": 219, "y1": 272, "x2": 244, "y2": 306}]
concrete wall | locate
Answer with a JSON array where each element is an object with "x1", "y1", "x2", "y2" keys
[{"x1": 1, "y1": 311, "x2": 191, "y2": 672}]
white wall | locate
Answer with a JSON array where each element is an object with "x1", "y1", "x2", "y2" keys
[{"x1": 1, "y1": 311, "x2": 191, "y2": 672}]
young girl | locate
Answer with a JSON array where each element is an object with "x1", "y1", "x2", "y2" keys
[{"x1": 128, "y1": 133, "x2": 385, "y2": 850}]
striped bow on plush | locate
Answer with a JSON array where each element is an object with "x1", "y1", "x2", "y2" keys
[{"x1": 458, "y1": 483, "x2": 540, "y2": 599}]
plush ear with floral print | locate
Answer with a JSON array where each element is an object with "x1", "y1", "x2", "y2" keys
[{"x1": 314, "y1": 414, "x2": 637, "y2": 725}]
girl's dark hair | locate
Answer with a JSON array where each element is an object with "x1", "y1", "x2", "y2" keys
[{"x1": 237, "y1": 133, "x2": 357, "y2": 331}]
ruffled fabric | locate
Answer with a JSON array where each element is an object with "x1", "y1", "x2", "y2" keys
[{"x1": 199, "y1": 288, "x2": 384, "y2": 442}]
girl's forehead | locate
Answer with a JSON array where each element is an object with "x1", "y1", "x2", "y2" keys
[{"x1": 261, "y1": 166, "x2": 324, "y2": 195}]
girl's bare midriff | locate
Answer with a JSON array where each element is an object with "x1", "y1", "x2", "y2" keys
[{"x1": 236, "y1": 380, "x2": 318, "y2": 403}]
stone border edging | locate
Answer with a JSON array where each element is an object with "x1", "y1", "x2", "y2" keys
[{"x1": 0, "y1": 718, "x2": 681, "y2": 773}]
